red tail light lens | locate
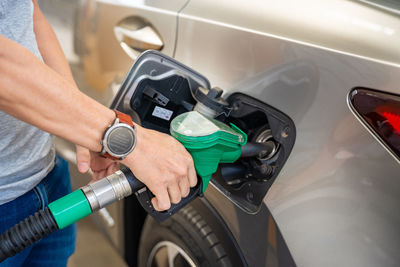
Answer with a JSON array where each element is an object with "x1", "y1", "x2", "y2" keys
[
  {"x1": 349, "y1": 88, "x2": 400, "y2": 161},
  {"x1": 382, "y1": 111, "x2": 400, "y2": 133}
]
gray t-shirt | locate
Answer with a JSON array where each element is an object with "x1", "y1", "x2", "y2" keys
[{"x1": 0, "y1": 0, "x2": 55, "y2": 204}]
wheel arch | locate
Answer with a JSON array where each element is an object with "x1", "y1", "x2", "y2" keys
[{"x1": 123, "y1": 194, "x2": 248, "y2": 267}]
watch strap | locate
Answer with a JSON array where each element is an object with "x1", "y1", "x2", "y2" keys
[{"x1": 114, "y1": 110, "x2": 134, "y2": 126}]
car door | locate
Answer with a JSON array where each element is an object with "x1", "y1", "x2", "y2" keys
[{"x1": 75, "y1": 0, "x2": 188, "y2": 97}]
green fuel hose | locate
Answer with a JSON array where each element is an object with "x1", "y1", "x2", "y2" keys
[{"x1": 0, "y1": 167, "x2": 143, "y2": 263}]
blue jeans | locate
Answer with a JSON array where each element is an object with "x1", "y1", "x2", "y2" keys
[{"x1": 0, "y1": 155, "x2": 76, "y2": 267}]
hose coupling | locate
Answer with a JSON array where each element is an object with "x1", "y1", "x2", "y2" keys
[{"x1": 82, "y1": 170, "x2": 132, "y2": 212}]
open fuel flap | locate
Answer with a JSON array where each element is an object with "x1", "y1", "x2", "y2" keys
[{"x1": 111, "y1": 50, "x2": 295, "y2": 213}]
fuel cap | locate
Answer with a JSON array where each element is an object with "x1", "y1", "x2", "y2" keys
[{"x1": 192, "y1": 87, "x2": 232, "y2": 118}]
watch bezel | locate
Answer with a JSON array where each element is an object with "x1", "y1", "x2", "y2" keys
[{"x1": 102, "y1": 122, "x2": 136, "y2": 159}]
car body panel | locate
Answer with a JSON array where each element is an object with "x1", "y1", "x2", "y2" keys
[
  {"x1": 204, "y1": 184, "x2": 296, "y2": 267},
  {"x1": 75, "y1": 0, "x2": 187, "y2": 91},
  {"x1": 177, "y1": 0, "x2": 400, "y2": 67},
  {"x1": 175, "y1": 1, "x2": 400, "y2": 266}
]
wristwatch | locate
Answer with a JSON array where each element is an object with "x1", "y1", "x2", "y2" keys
[{"x1": 101, "y1": 110, "x2": 137, "y2": 160}]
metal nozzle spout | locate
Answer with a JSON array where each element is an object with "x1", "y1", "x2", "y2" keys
[{"x1": 241, "y1": 141, "x2": 278, "y2": 160}]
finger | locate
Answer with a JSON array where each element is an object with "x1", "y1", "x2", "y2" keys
[
  {"x1": 76, "y1": 145, "x2": 90, "y2": 173},
  {"x1": 106, "y1": 162, "x2": 119, "y2": 176},
  {"x1": 91, "y1": 169, "x2": 106, "y2": 183},
  {"x1": 89, "y1": 151, "x2": 114, "y2": 171},
  {"x1": 151, "y1": 197, "x2": 160, "y2": 211},
  {"x1": 151, "y1": 187, "x2": 171, "y2": 211},
  {"x1": 98, "y1": 169, "x2": 107, "y2": 179},
  {"x1": 167, "y1": 183, "x2": 182, "y2": 204},
  {"x1": 188, "y1": 160, "x2": 197, "y2": 187},
  {"x1": 179, "y1": 178, "x2": 190, "y2": 198}
]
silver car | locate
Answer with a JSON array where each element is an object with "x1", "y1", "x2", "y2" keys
[{"x1": 70, "y1": 0, "x2": 400, "y2": 266}]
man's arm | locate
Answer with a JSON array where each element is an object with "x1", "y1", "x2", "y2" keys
[
  {"x1": 32, "y1": 0, "x2": 76, "y2": 86},
  {"x1": 32, "y1": 0, "x2": 116, "y2": 177},
  {"x1": 0, "y1": 34, "x2": 111, "y2": 151},
  {"x1": 0, "y1": 13, "x2": 196, "y2": 212}
]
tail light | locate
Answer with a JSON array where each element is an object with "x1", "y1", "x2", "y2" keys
[{"x1": 349, "y1": 88, "x2": 400, "y2": 161}]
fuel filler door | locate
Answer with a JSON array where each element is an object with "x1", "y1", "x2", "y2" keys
[{"x1": 111, "y1": 50, "x2": 295, "y2": 213}]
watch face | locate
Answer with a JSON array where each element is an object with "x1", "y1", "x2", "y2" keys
[{"x1": 107, "y1": 125, "x2": 136, "y2": 156}]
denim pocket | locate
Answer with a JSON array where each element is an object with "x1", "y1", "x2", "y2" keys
[
  {"x1": 32, "y1": 182, "x2": 50, "y2": 211},
  {"x1": 44, "y1": 155, "x2": 72, "y2": 203},
  {"x1": 0, "y1": 189, "x2": 40, "y2": 236},
  {"x1": 32, "y1": 187, "x2": 44, "y2": 210}
]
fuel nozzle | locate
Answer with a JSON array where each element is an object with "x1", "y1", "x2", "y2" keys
[
  {"x1": 170, "y1": 111, "x2": 247, "y2": 192},
  {"x1": 240, "y1": 141, "x2": 278, "y2": 159}
]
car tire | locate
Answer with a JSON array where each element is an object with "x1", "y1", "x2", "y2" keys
[{"x1": 138, "y1": 205, "x2": 233, "y2": 267}]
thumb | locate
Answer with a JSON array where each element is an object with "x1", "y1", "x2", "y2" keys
[{"x1": 76, "y1": 145, "x2": 91, "y2": 173}]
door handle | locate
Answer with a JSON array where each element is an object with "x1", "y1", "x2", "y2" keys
[{"x1": 114, "y1": 16, "x2": 164, "y2": 60}]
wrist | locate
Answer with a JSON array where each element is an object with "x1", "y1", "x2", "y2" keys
[
  {"x1": 93, "y1": 108, "x2": 116, "y2": 152},
  {"x1": 120, "y1": 123, "x2": 142, "y2": 165},
  {"x1": 100, "y1": 110, "x2": 138, "y2": 160}
]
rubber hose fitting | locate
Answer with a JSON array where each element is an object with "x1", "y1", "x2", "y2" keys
[{"x1": 0, "y1": 207, "x2": 58, "y2": 263}]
